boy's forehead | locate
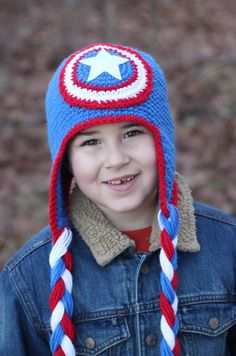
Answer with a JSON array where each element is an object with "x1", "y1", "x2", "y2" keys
[{"x1": 78, "y1": 121, "x2": 143, "y2": 135}]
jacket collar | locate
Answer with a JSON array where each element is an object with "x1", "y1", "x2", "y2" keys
[{"x1": 69, "y1": 173, "x2": 200, "y2": 266}]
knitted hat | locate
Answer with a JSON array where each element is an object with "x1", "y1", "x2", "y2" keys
[{"x1": 46, "y1": 43, "x2": 180, "y2": 356}]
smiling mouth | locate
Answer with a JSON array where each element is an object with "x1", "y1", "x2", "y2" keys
[{"x1": 105, "y1": 175, "x2": 136, "y2": 185}]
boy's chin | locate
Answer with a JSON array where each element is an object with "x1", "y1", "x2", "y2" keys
[{"x1": 98, "y1": 200, "x2": 151, "y2": 215}]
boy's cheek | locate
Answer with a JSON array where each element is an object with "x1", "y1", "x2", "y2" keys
[{"x1": 72, "y1": 164, "x2": 96, "y2": 185}]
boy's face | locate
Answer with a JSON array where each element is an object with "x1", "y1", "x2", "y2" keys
[{"x1": 69, "y1": 121, "x2": 158, "y2": 227}]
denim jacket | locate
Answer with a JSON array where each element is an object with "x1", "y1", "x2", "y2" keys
[{"x1": 1, "y1": 178, "x2": 236, "y2": 356}]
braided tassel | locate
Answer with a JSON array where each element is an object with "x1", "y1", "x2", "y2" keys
[
  {"x1": 49, "y1": 228, "x2": 76, "y2": 356},
  {"x1": 158, "y1": 203, "x2": 180, "y2": 356}
]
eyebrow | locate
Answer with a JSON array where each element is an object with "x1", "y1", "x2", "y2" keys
[
  {"x1": 77, "y1": 130, "x2": 99, "y2": 136},
  {"x1": 78, "y1": 122, "x2": 142, "y2": 136}
]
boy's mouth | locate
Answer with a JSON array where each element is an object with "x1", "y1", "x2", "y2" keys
[{"x1": 105, "y1": 175, "x2": 136, "y2": 185}]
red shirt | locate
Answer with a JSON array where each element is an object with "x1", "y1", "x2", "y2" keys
[{"x1": 122, "y1": 227, "x2": 151, "y2": 252}]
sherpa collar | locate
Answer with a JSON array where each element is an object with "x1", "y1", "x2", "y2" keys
[{"x1": 70, "y1": 173, "x2": 200, "y2": 266}]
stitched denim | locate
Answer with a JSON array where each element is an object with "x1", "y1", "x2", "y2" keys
[{"x1": 0, "y1": 201, "x2": 236, "y2": 355}]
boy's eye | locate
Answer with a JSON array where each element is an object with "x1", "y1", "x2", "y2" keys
[
  {"x1": 81, "y1": 139, "x2": 100, "y2": 146},
  {"x1": 124, "y1": 129, "x2": 142, "y2": 138}
]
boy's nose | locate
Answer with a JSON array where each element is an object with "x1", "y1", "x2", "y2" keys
[{"x1": 104, "y1": 144, "x2": 130, "y2": 169}]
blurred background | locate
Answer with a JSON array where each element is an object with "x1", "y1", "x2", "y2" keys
[{"x1": 0, "y1": 0, "x2": 236, "y2": 268}]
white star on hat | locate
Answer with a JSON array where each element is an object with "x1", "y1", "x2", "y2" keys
[{"x1": 80, "y1": 48, "x2": 129, "y2": 82}]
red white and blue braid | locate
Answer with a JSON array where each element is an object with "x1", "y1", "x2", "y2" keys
[
  {"x1": 49, "y1": 228, "x2": 75, "y2": 356},
  {"x1": 158, "y1": 203, "x2": 180, "y2": 356},
  {"x1": 48, "y1": 143, "x2": 76, "y2": 356},
  {"x1": 155, "y1": 129, "x2": 180, "y2": 356}
]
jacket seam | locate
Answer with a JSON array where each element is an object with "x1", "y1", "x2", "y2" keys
[
  {"x1": 194, "y1": 209, "x2": 236, "y2": 227},
  {"x1": 6, "y1": 238, "x2": 51, "y2": 271},
  {"x1": 180, "y1": 319, "x2": 236, "y2": 336},
  {"x1": 178, "y1": 294, "x2": 236, "y2": 305},
  {"x1": 70, "y1": 295, "x2": 236, "y2": 322},
  {"x1": 7, "y1": 267, "x2": 50, "y2": 338}
]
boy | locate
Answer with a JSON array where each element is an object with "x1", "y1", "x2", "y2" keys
[{"x1": 0, "y1": 43, "x2": 236, "y2": 356}]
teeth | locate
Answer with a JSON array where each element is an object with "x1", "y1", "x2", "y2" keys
[
  {"x1": 109, "y1": 180, "x2": 122, "y2": 185},
  {"x1": 123, "y1": 176, "x2": 134, "y2": 182},
  {"x1": 107, "y1": 176, "x2": 135, "y2": 185}
]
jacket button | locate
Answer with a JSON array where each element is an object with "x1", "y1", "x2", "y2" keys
[
  {"x1": 86, "y1": 337, "x2": 96, "y2": 349},
  {"x1": 208, "y1": 317, "x2": 220, "y2": 329},
  {"x1": 141, "y1": 263, "x2": 149, "y2": 274},
  {"x1": 146, "y1": 334, "x2": 157, "y2": 346}
]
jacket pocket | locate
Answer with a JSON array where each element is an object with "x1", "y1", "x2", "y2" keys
[
  {"x1": 179, "y1": 302, "x2": 236, "y2": 356},
  {"x1": 74, "y1": 316, "x2": 130, "y2": 355}
]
